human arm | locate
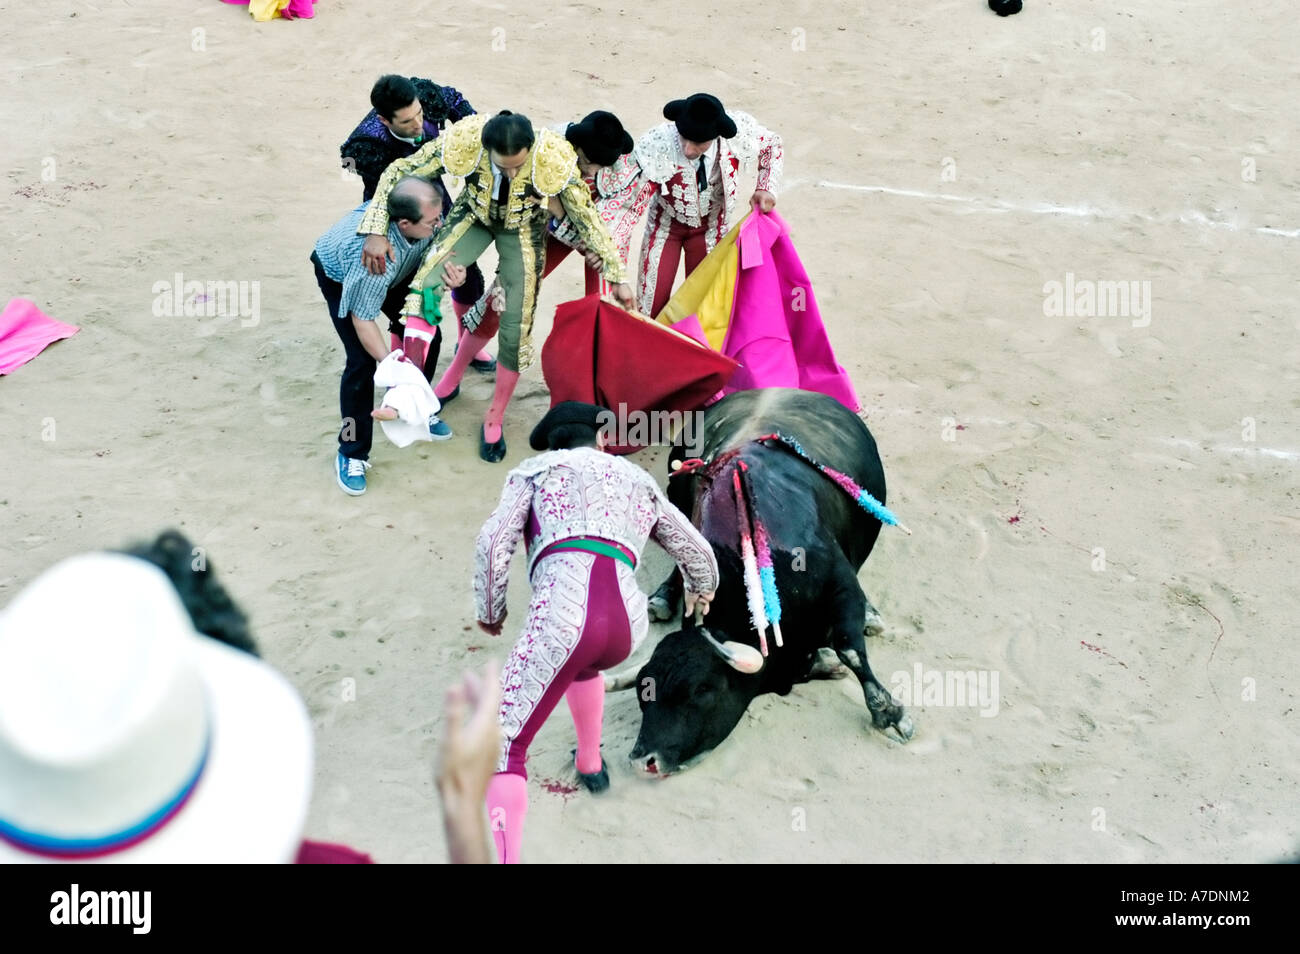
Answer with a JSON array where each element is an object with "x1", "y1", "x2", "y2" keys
[
  {"x1": 729, "y1": 111, "x2": 783, "y2": 209},
  {"x1": 336, "y1": 244, "x2": 406, "y2": 354},
  {"x1": 602, "y1": 175, "x2": 656, "y2": 262},
  {"x1": 358, "y1": 139, "x2": 447, "y2": 239},
  {"x1": 556, "y1": 178, "x2": 628, "y2": 286},
  {"x1": 435, "y1": 660, "x2": 501, "y2": 865},
  {"x1": 649, "y1": 486, "x2": 720, "y2": 604},
  {"x1": 556, "y1": 180, "x2": 636, "y2": 306},
  {"x1": 473, "y1": 473, "x2": 533, "y2": 630},
  {"x1": 553, "y1": 162, "x2": 654, "y2": 266},
  {"x1": 351, "y1": 313, "x2": 393, "y2": 362}
]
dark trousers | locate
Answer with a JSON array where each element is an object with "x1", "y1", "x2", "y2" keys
[{"x1": 312, "y1": 253, "x2": 443, "y2": 460}]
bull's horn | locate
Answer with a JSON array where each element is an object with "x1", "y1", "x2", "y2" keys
[
  {"x1": 699, "y1": 627, "x2": 765, "y2": 675},
  {"x1": 604, "y1": 668, "x2": 640, "y2": 692}
]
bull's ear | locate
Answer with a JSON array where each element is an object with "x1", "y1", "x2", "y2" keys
[{"x1": 699, "y1": 627, "x2": 765, "y2": 675}]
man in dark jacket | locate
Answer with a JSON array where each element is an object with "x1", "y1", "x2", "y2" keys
[{"x1": 341, "y1": 75, "x2": 494, "y2": 376}]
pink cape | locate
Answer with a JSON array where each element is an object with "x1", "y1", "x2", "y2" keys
[
  {"x1": 678, "y1": 211, "x2": 860, "y2": 412},
  {"x1": 0, "y1": 299, "x2": 79, "y2": 375},
  {"x1": 219, "y1": 0, "x2": 317, "y2": 19}
]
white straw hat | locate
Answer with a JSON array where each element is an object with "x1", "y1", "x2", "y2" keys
[{"x1": 0, "y1": 552, "x2": 313, "y2": 863}]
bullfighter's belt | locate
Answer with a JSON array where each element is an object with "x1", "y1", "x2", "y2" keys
[{"x1": 538, "y1": 537, "x2": 636, "y2": 570}]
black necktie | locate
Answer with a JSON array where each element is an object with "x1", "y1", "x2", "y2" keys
[
  {"x1": 696, "y1": 156, "x2": 707, "y2": 192},
  {"x1": 496, "y1": 174, "x2": 509, "y2": 207}
]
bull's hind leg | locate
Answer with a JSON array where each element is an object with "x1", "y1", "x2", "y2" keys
[
  {"x1": 863, "y1": 592, "x2": 885, "y2": 638},
  {"x1": 829, "y1": 573, "x2": 914, "y2": 741}
]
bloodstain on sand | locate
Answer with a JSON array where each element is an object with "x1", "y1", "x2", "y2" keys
[
  {"x1": 538, "y1": 777, "x2": 580, "y2": 800},
  {"x1": 1081, "y1": 639, "x2": 1147, "y2": 684}
]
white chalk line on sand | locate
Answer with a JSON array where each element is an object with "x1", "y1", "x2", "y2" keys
[
  {"x1": 857, "y1": 408, "x2": 1299, "y2": 464},
  {"x1": 1160, "y1": 438, "x2": 1300, "y2": 462},
  {"x1": 812, "y1": 181, "x2": 1300, "y2": 240}
]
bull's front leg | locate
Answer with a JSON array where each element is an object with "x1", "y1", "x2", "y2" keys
[
  {"x1": 828, "y1": 572, "x2": 914, "y2": 742},
  {"x1": 648, "y1": 567, "x2": 683, "y2": 622},
  {"x1": 650, "y1": 448, "x2": 697, "y2": 623}
]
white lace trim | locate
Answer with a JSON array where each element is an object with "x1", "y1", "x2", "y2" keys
[{"x1": 632, "y1": 123, "x2": 687, "y2": 184}]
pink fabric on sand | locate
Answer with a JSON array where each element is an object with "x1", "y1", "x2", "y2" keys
[
  {"x1": 220, "y1": 0, "x2": 317, "y2": 20},
  {"x1": 0, "y1": 299, "x2": 79, "y2": 375}
]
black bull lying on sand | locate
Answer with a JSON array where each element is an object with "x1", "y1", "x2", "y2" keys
[{"x1": 605, "y1": 388, "x2": 914, "y2": 775}]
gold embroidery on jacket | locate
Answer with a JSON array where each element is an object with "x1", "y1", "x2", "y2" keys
[
  {"x1": 442, "y1": 115, "x2": 489, "y2": 177},
  {"x1": 530, "y1": 130, "x2": 579, "y2": 197}
]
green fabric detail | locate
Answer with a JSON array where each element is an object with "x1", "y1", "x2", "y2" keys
[
  {"x1": 548, "y1": 539, "x2": 635, "y2": 569},
  {"x1": 421, "y1": 287, "x2": 444, "y2": 325}
]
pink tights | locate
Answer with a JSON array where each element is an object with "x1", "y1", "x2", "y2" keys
[{"x1": 484, "y1": 553, "x2": 632, "y2": 863}]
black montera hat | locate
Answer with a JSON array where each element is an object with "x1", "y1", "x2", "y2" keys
[
  {"x1": 565, "y1": 111, "x2": 635, "y2": 168},
  {"x1": 663, "y1": 93, "x2": 737, "y2": 142},
  {"x1": 529, "y1": 401, "x2": 610, "y2": 451}
]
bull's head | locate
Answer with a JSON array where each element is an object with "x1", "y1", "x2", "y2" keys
[{"x1": 611, "y1": 623, "x2": 765, "y2": 777}]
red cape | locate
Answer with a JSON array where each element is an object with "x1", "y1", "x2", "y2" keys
[{"x1": 541, "y1": 295, "x2": 739, "y2": 451}]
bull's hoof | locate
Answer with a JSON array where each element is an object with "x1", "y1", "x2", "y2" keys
[
  {"x1": 863, "y1": 610, "x2": 885, "y2": 639},
  {"x1": 865, "y1": 682, "x2": 913, "y2": 742},
  {"x1": 871, "y1": 706, "x2": 915, "y2": 743},
  {"x1": 647, "y1": 594, "x2": 674, "y2": 622},
  {"x1": 891, "y1": 713, "x2": 915, "y2": 742}
]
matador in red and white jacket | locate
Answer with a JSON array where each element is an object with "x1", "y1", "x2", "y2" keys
[{"x1": 615, "y1": 93, "x2": 784, "y2": 316}]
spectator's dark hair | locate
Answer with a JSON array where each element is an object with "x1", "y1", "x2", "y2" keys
[
  {"x1": 547, "y1": 423, "x2": 600, "y2": 450},
  {"x1": 371, "y1": 75, "x2": 419, "y2": 121},
  {"x1": 118, "y1": 530, "x2": 259, "y2": 658},
  {"x1": 482, "y1": 110, "x2": 534, "y2": 155},
  {"x1": 387, "y1": 175, "x2": 434, "y2": 224}
]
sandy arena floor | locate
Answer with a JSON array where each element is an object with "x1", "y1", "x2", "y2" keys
[{"x1": 2, "y1": 0, "x2": 1297, "y2": 862}]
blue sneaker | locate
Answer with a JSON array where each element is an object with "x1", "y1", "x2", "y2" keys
[
  {"x1": 336, "y1": 453, "x2": 370, "y2": 496},
  {"x1": 427, "y1": 415, "x2": 453, "y2": 441}
]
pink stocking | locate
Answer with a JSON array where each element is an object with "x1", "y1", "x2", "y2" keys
[
  {"x1": 483, "y1": 368, "x2": 520, "y2": 444},
  {"x1": 565, "y1": 676, "x2": 605, "y2": 774},
  {"x1": 485, "y1": 772, "x2": 527, "y2": 865},
  {"x1": 453, "y1": 298, "x2": 494, "y2": 364},
  {"x1": 434, "y1": 330, "x2": 492, "y2": 400}
]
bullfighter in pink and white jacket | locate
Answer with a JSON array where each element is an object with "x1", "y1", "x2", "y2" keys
[{"x1": 473, "y1": 402, "x2": 718, "y2": 864}]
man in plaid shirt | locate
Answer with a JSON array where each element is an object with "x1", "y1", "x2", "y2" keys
[{"x1": 312, "y1": 176, "x2": 466, "y2": 496}]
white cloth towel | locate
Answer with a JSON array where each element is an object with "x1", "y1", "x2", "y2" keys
[{"x1": 372, "y1": 352, "x2": 442, "y2": 448}]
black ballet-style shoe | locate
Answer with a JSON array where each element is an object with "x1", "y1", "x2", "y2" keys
[
  {"x1": 480, "y1": 424, "x2": 507, "y2": 463},
  {"x1": 572, "y1": 750, "x2": 610, "y2": 794},
  {"x1": 436, "y1": 385, "x2": 459, "y2": 407},
  {"x1": 454, "y1": 343, "x2": 497, "y2": 375}
]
